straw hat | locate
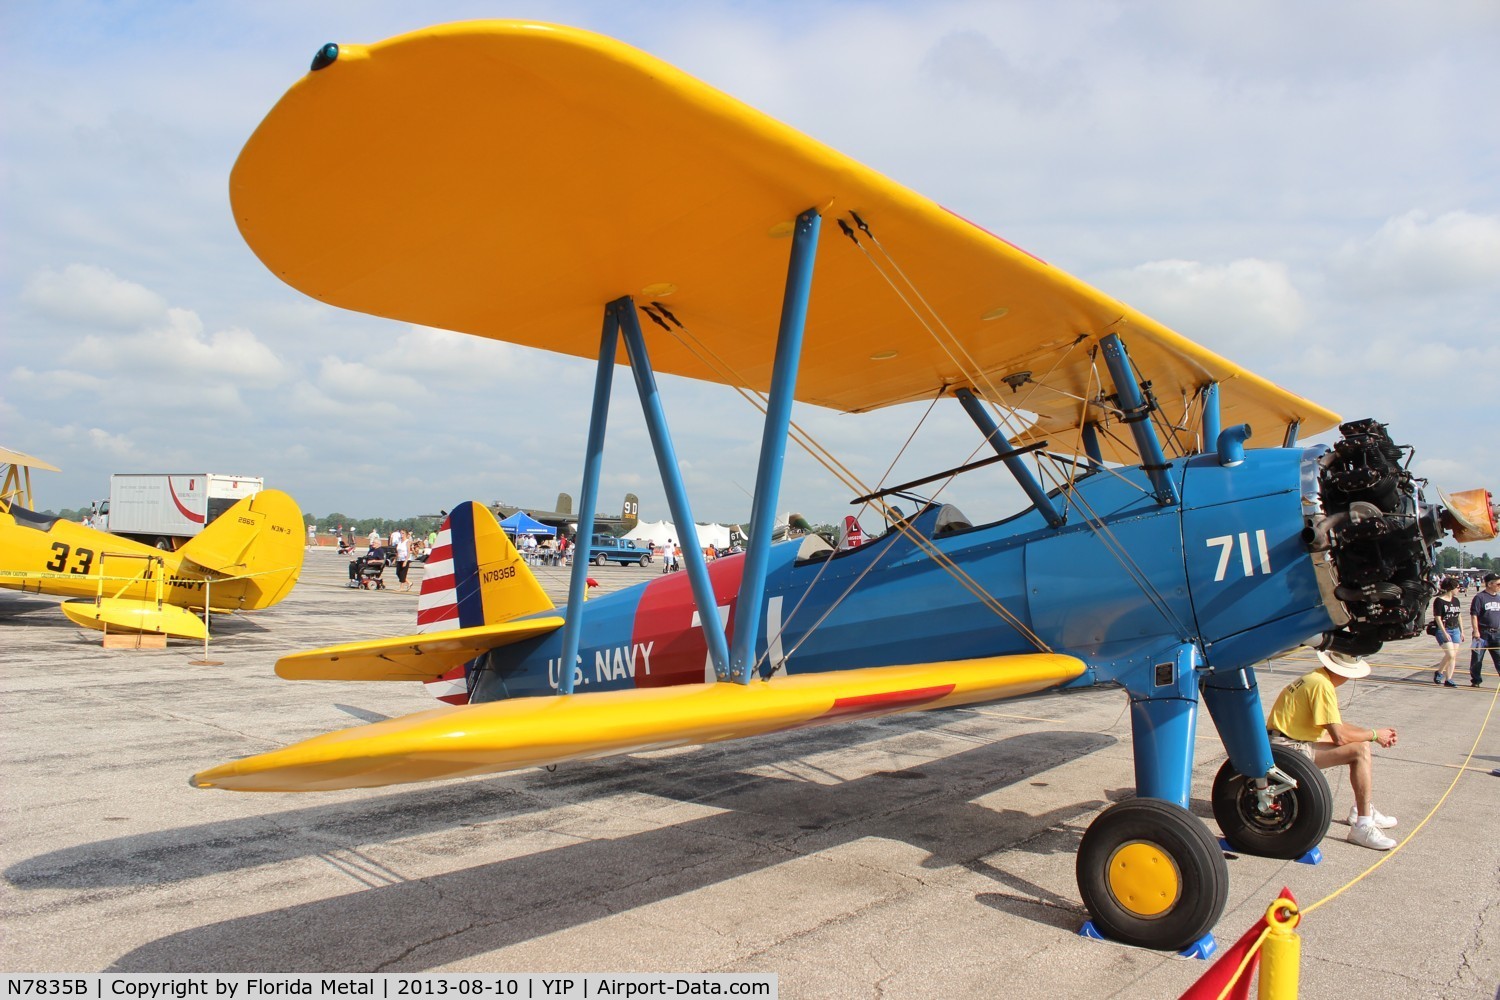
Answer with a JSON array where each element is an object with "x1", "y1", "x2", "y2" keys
[{"x1": 1316, "y1": 649, "x2": 1371, "y2": 679}]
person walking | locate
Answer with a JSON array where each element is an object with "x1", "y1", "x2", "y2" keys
[
  {"x1": 394, "y1": 532, "x2": 412, "y2": 591},
  {"x1": 1430, "y1": 577, "x2": 1463, "y2": 687},
  {"x1": 1469, "y1": 572, "x2": 1500, "y2": 686}
]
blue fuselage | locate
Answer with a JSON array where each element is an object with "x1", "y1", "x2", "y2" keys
[{"x1": 472, "y1": 446, "x2": 1337, "y2": 705}]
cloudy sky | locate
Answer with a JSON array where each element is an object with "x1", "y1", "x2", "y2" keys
[{"x1": 3, "y1": 2, "x2": 1496, "y2": 555}]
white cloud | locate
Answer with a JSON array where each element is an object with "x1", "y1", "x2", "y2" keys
[
  {"x1": 63, "y1": 307, "x2": 289, "y2": 386},
  {"x1": 370, "y1": 326, "x2": 536, "y2": 388},
  {"x1": 21, "y1": 263, "x2": 166, "y2": 328},
  {"x1": 1099, "y1": 259, "x2": 1306, "y2": 351},
  {"x1": 10, "y1": 365, "x2": 107, "y2": 397},
  {"x1": 1331, "y1": 210, "x2": 1500, "y2": 296},
  {"x1": 86, "y1": 427, "x2": 135, "y2": 459},
  {"x1": 314, "y1": 356, "x2": 426, "y2": 401}
]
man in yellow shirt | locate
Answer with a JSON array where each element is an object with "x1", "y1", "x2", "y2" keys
[{"x1": 1266, "y1": 651, "x2": 1400, "y2": 850}]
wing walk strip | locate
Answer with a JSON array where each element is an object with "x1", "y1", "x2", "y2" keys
[{"x1": 193, "y1": 653, "x2": 1086, "y2": 792}]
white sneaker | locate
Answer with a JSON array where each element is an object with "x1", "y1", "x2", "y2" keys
[
  {"x1": 1348, "y1": 820, "x2": 1396, "y2": 851},
  {"x1": 1346, "y1": 806, "x2": 1398, "y2": 829}
]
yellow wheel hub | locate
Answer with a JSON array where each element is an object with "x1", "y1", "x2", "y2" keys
[{"x1": 1106, "y1": 841, "x2": 1180, "y2": 917}]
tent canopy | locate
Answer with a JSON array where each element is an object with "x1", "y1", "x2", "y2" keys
[
  {"x1": 498, "y1": 511, "x2": 556, "y2": 536},
  {"x1": 623, "y1": 520, "x2": 733, "y2": 551}
]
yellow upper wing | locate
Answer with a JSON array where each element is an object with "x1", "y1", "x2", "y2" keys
[
  {"x1": 194, "y1": 653, "x2": 1085, "y2": 792},
  {"x1": 0, "y1": 447, "x2": 60, "y2": 473},
  {"x1": 231, "y1": 21, "x2": 1337, "y2": 461}
]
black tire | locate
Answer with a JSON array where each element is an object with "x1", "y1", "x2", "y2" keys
[
  {"x1": 154, "y1": 537, "x2": 172, "y2": 551},
  {"x1": 1077, "y1": 798, "x2": 1228, "y2": 951},
  {"x1": 638, "y1": 555, "x2": 650, "y2": 566},
  {"x1": 1211, "y1": 746, "x2": 1332, "y2": 859},
  {"x1": 593, "y1": 553, "x2": 607, "y2": 566}
]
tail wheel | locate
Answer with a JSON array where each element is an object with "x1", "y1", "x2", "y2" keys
[
  {"x1": 1077, "y1": 798, "x2": 1228, "y2": 951},
  {"x1": 1212, "y1": 746, "x2": 1332, "y2": 859}
]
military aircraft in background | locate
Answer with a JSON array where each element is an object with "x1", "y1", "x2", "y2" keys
[
  {"x1": 192, "y1": 22, "x2": 1496, "y2": 953},
  {"x1": 491, "y1": 491, "x2": 639, "y2": 535},
  {"x1": 1, "y1": 448, "x2": 305, "y2": 639}
]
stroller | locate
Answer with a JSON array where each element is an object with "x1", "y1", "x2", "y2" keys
[{"x1": 348, "y1": 552, "x2": 388, "y2": 589}]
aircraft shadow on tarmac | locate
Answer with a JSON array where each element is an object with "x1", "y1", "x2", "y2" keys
[{"x1": 11, "y1": 715, "x2": 1112, "y2": 972}]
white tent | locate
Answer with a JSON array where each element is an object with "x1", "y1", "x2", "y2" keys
[{"x1": 623, "y1": 520, "x2": 733, "y2": 552}]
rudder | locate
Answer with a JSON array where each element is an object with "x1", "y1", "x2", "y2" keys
[
  {"x1": 176, "y1": 489, "x2": 305, "y2": 610},
  {"x1": 420, "y1": 501, "x2": 553, "y2": 703}
]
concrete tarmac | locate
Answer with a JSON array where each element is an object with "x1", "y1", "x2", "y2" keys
[{"x1": 2, "y1": 546, "x2": 1497, "y2": 997}]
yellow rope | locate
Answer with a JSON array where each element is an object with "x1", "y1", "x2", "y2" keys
[
  {"x1": 1214, "y1": 925, "x2": 1275, "y2": 1000},
  {"x1": 1302, "y1": 678, "x2": 1499, "y2": 916}
]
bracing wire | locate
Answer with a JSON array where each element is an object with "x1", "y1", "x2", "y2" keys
[
  {"x1": 850, "y1": 218, "x2": 1193, "y2": 637},
  {"x1": 641, "y1": 304, "x2": 1052, "y2": 658}
]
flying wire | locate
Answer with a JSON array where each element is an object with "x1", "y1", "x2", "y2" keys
[{"x1": 848, "y1": 216, "x2": 1193, "y2": 637}]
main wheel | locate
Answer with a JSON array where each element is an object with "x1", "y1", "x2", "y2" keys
[
  {"x1": 1077, "y1": 798, "x2": 1228, "y2": 951},
  {"x1": 1211, "y1": 746, "x2": 1332, "y2": 859}
]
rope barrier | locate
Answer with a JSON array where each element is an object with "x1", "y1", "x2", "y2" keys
[
  {"x1": 1186, "y1": 660, "x2": 1498, "y2": 999},
  {"x1": 0, "y1": 564, "x2": 301, "y2": 585},
  {"x1": 1301, "y1": 678, "x2": 1498, "y2": 917}
]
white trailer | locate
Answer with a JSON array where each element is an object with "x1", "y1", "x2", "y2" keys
[{"x1": 94, "y1": 474, "x2": 265, "y2": 549}]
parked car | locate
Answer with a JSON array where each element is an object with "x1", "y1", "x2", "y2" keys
[{"x1": 587, "y1": 534, "x2": 652, "y2": 566}]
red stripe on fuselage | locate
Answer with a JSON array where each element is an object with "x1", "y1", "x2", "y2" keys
[{"x1": 629, "y1": 554, "x2": 746, "y2": 688}]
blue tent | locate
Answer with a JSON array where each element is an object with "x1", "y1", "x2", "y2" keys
[{"x1": 498, "y1": 511, "x2": 556, "y2": 536}]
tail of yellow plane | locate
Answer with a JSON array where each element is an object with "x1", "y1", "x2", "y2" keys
[
  {"x1": 275, "y1": 502, "x2": 560, "y2": 702},
  {"x1": 177, "y1": 488, "x2": 306, "y2": 611}
]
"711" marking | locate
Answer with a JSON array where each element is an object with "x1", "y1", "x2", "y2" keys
[{"x1": 1206, "y1": 531, "x2": 1271, "y2": 581}]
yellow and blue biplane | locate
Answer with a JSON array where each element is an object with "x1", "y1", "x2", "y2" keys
[{"x1": 191, "y1": 22, "x2": 1493, "y2": 952}]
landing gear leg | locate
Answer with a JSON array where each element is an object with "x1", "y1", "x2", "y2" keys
[
  {"x1": 1203, "y1": 667, "x2": 1333, "y2": 859},
  {"x1": 1076, "y1": 643, "x2": 1228, "y2": 951}
]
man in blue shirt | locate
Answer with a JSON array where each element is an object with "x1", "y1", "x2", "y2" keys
[{"x1": 1470, "y1": 572, "x2": 1500, "y2": 686}]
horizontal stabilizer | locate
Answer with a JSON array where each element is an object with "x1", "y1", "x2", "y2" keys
[
  {"x1": 275, "y1": 615, "x2": 566, "y2": 682},
  {"x1": 194, "y1": 653, "x2": 1086, "y2": 792}
]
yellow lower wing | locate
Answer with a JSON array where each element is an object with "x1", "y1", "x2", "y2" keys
[
  {"x1": 61, "y1": 598, "x2": 207, "y2": 640},
  {"x1": 193, "y1": 653, "x2": 1085, "y2": 792},
  {"x1": 275, "y1": 616, "x2": 567, "y2": 682}
]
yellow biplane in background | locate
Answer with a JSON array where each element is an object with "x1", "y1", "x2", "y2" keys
[{"x1": 0, "y1": 449, "x2": 305, "y2": 639}]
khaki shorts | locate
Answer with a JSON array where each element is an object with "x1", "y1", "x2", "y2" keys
[{"x1": 1267, "y1": 731, "x2": 1314, "y2": 760}]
